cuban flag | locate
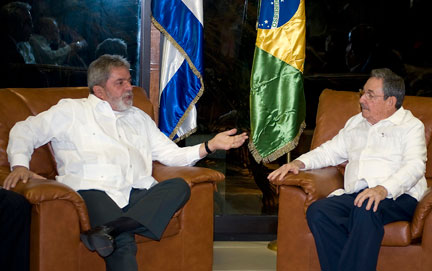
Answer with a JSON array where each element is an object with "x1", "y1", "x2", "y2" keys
[{"x1": 151, "y1": 0, "x2": 204, "y2": 141}]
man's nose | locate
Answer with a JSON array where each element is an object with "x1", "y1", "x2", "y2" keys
[{"x1": 125, "y1": 81, "x2": 133, "y2": 90}]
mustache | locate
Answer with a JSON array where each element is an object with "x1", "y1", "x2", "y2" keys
[
  {"x1": 360, "y1": 103, "x2": 368, "y2": 110},
  {"x1": 122, "y1": 91, "x2": 133, "y2": 99}
]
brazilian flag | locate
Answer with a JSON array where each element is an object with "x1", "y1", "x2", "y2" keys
[{"x1": 249, "y1": 0, "x2": 306, "y2": 163}]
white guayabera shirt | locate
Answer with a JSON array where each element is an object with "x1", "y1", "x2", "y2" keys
[
  {"x1": 7, "y1": 94, "x2": 201, "y2": 208},
  {"x1": 298, "y1": 107, "x2": 428, "y2": 201}
]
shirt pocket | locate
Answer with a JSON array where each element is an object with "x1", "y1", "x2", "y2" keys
[
  {"x1": 373, "y1": 133, "x2": 403, "y2": 161},
  {"x1": 126, "y1": 133, "x2": 149, "y2": 152},
  {"x1": 83, "y1": 164, "x2": 123, "y2": 188}
]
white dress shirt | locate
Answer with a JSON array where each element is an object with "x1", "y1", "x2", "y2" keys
[
  {"x1": 298, "y1": 107, "x2": 427, "y2": 201},
  {"x1": 7, "y1": 94, "x2": 202, "y2": 207},
  {"x1": 16, "y1": 41, "x2": 36, "y2": 64},
  {"x1": 29, "y1": 34, "x2": 71, "y2": 65}
]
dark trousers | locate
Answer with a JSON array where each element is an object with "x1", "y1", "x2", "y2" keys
[
  {"x1": 0, "y1": 188, "x2": 31, "y2": 271},
  {"x1": 306, "y1": 191, "x2": 417, "y2": 271},
  {"x1": 78, "y1": 178, "x2": 191, "y2": 271}
]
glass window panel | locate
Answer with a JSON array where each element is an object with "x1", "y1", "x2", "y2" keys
[
  {"x1": 0, "y1": 0, "x2": 140, "y2": 88},
  {"x1": 196, "y1": 0, "x2": 432, "y2": 223}
]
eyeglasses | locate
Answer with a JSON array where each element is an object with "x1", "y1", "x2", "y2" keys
[{"x1": 359, "y1": 89, "x2": 384, "y2": 100}]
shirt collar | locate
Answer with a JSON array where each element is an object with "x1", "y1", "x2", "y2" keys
[
  {"x1": 384, "y1": 106, "x2": 405, "y2": 125},
  {"x1": 364, "y1": 106, "x2": 406, "y2": 126},
  {"x1": 88, "y1": 94, "x2": 111, "y2": 112},
  {"x1": 87, "y1": 94, "x2": 134, "y2": 116}
]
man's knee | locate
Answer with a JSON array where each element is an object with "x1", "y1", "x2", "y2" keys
[
  {"x1": 306, "y1": 200, "x2": 324, "y2": 225},
  {"x1": 351, "y1": 200, "x2": 383, "y2": 227},
  {"x1": 354, "y1": 200, "x2": 378, "y2": 216},
  {"x1": 177, "y1": 178, "x2": 191, "y2": 198},
  {"x1": 1, "y1": 190, "x2": 31, "y2": 218},
  {"x1": 163, "y1": 178, "x2": 191, "y2": 201}
]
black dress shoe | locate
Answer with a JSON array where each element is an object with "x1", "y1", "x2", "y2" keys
[{"x1": 80, "y1": 225, "x2": 116, "y2": 257}]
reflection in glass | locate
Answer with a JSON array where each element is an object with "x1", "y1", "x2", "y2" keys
[{"x1": 0, "y1": 0, "x2": 140, "y2": 88}]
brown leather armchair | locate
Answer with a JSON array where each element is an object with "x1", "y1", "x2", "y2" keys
[
  {"x1": 271, "y1": 89, "x2": 432, "y2": 271},
  {"x1": 0, "y1": 87, "x2": 224, "y2": 271}
]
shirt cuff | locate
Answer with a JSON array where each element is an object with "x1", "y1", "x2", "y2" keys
[
  {"x1": 328, "y1": 188, "x2": 346, "y2": 197},
  {"x1": 189, "y1": 144, "x2": 202, "y2": 165},
  {"x1": 296, "y1": 156, "x2": 310, "y2": 171},
  {"x1": 9, "y1": 154, "x2": 30, "y2": 171},
  {"x1": 379, "y1": 179, "x2": 398, "y2": 199}
]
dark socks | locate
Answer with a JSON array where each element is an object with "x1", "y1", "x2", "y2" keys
[{"x1": 104, "y1": 216, "x2": 142, "y2": 237}]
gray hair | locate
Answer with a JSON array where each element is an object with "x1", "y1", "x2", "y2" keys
[
  {"x1": 87, "y1": 54, "x2": 130, "y2": 94},
  {"x1": 370, "y1": 68, "x2": 405, "y2": 109}
]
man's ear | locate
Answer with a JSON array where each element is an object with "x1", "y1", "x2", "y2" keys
[
  {"x1": 387, "y1": 96, "x2": 397, "y2": 108},
  {"x1": 93, "y1": 85, "x2": 106, "y2": 100}
]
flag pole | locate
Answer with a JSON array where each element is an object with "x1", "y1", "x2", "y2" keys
[{"x1": 267, "y1": 152, "x2": 290, "y2": 252}]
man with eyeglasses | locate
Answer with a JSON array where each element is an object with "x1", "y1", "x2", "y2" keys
[{"x1": 268, "y1": 68, "x2": 427, "y2": 271}]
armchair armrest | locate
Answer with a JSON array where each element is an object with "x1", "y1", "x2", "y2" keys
[
  {"x1": 152, "y1": 162, "x2": 225, "y2": 188},
  {"x1": 411, "y1": 187, "x2": 432, "y2": 239},
  {"x1": 0, "y1": 166, "x2": 91, "y2": 231},
  {"x1": 270, "y1": 166, "x2": 344, "y2": 210}
]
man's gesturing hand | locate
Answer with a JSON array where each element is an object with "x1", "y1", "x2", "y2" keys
[
  {"x1": 209, "y1": 128, "x2": 248, "y2": 151},
  {"x1": 354, "y1": 185, "x2": 388, "y2": 212},
  {"x1": 3, "y1": 166, "x2": 46, "y2": 190}
]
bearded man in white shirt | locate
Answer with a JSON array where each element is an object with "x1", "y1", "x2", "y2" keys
[
  {"x1": 268, "y1": 68, "x2": 427, "y2": 271},
  {"x1": 4, "y1": 54, "x2": 248, "y2": 271}
]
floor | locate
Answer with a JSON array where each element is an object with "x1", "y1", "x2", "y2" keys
[
  {"x1": 213, "y1": 241, "x2": 277, "y2": 271},
  {"x1": 187, "y1": 136, "x2": 284, "y2": 270}
]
